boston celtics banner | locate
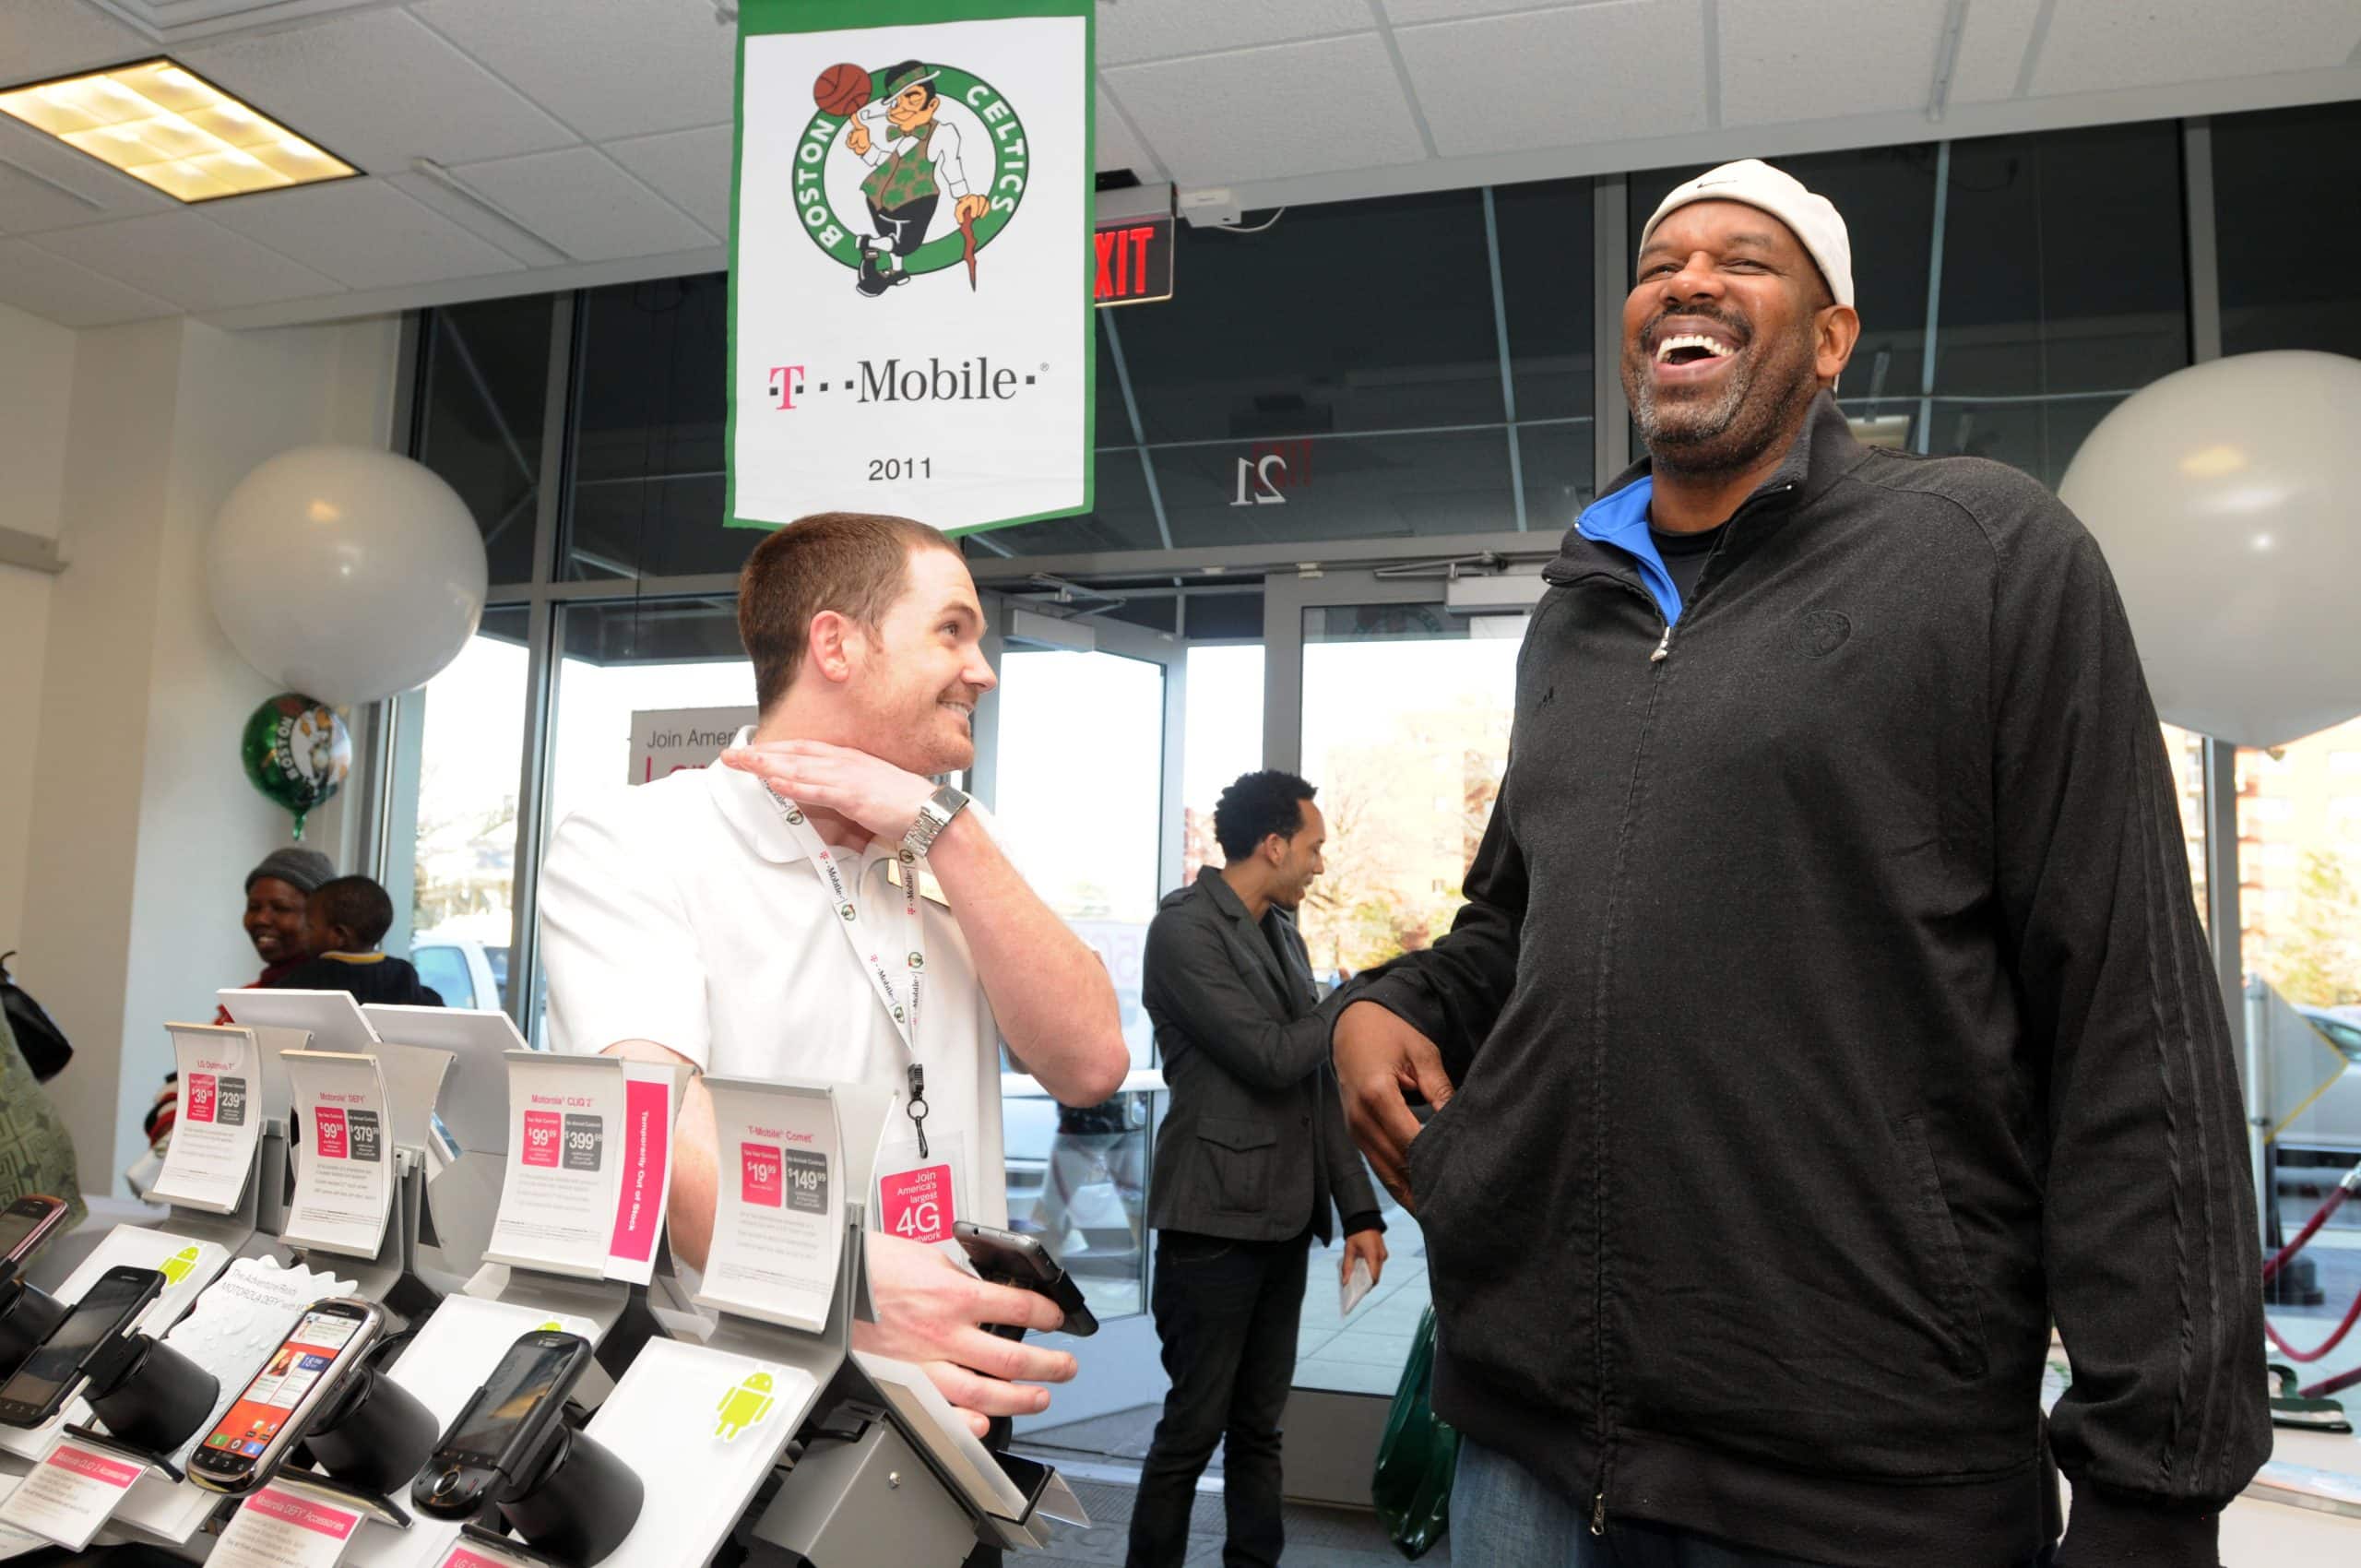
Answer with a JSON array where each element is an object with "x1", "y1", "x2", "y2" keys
[{"x1": 729, "y1": 0, "x2": 1094, "y2": 538}]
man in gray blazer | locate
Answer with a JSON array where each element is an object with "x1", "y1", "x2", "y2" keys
[{"x1": 1126, "y1": 770, "x2": 1387, "y2": 1568}]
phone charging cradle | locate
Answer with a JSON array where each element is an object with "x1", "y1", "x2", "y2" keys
[
  {"x1": 0, "y1": 1279, "x2": 68, "y2": 1384},
  {"x1": 292, "y1": 1349, "x2": 442, "y2": 1512},
  {"x1": 80, "y1": 1331, "x2": 220, "y2": 1457},
  {"x1": 490, "y1": 1421, "x2": 644, "y2": 1567}
]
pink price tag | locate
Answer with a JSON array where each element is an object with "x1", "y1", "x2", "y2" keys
[
  {"x1": 521, "y1": 1111, "x2": 562, "y2": 1169},
  {"x1": 45, "y1": 1446, "x2": 139, "y2": 1489},
  {"x1": 245, "y1": 1488, "x2": 359, "y2": 1540},
  {"x1": 312, "y1": 1106, "x2": 348, "y2": 1160},
  {"x1": 879, "y1": 1163, "x2": 955, "y2": 1245},
  {"x1": 185, "y1": 1073, "x2": 217, "y2": 1123},
  {"x1": 742, "y1": 1143, "x2": 783, "y2": 1207}
]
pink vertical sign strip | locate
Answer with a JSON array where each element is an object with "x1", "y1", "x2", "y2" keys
[{"x1": 608, "y1": 1077, "x2": 671, "y2": 1265}]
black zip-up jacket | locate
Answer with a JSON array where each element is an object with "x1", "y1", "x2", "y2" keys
[{"x1": 1346, "y1": 395, "x2": 2267, "y2": 1566}]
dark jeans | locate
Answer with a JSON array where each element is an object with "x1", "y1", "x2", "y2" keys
[
  {"x1": 1453, "y1": 1439, "x2": 2058, "y2": 1568},
  {"x1": 1125, "y1": 1229, "x2": 1310, "y2": 1568}
]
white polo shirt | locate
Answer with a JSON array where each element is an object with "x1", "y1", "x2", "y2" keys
[{"x1": 538, "y1": 744, "x2": 1007, "y2": 1229}]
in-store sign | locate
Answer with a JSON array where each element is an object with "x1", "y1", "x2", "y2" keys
[
  {"x1": 1095, "y1": 212, "x2": 1173, "y2": 306},
  {"x1": 1231, "y1": 438, "x2": 1312, "y2": 507}
]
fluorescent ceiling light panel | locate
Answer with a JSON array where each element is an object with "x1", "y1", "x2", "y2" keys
[{"x1": 0, "y1": 58, "x2": 356, "y2": 203}]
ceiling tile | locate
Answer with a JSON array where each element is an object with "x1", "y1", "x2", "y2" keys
[
  {"x1": 2029, "y1": 0, "x2": 2361, "y2": 96},
  {"x1": 1396, "y1": 1, "x2": 1707, "y2": 158},
  {"x1": 1097, "y1": 0, "x2": 1371, "y2": 66},
  {"x1": 385, "y1": 168, "x2": 567, "y2": 265},
  {"x1": 602, "y1": 123, "x2": 732, "y2": 238},
  {"x1": 1095, "y1": 84, "x2": 1159, "y2": 176},
  {"x1": 0, "y1": 115, "x2": 176, "y2": 229},
  {"x1": 201, "y1": 176, "x2": 523, "y2": 290},
  {"x1": 409, "y1": 0, "x2": 735, "y2": 142},
  {"x1": 1719, "y1": 0, "x2": 1946, "y2": 127},
  {"x1": 1947, "y1": 0, "x2": 2045, "y2": 104},
  {"x1": 1383, "y1": 0, "x2": 1626, "y2": 22},
  {"x1": 0, "y1": 0, "x2": 152, "y2": 88},
  {"x1": 29, "y1": 209, "x2": 341, "y2": 312},
  {"x1": 179, "y1": 7, "x2": 577, "y2": 172},
  {"x1": 1106, "y1": 33, "x2": 1427, "y2": 187},
  {"x1": 445, "y1": 145, "x2": 712, "y2": 261},
  {"x1": 0, "y1": 237, "x2": 176, "y2": 327}
]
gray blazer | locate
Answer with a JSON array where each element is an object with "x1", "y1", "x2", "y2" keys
[{"x1": 1141, "y1": 869, "x2": 1382, "y2": 1244}]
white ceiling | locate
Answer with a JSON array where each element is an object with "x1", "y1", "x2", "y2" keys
[{"x1": 0, "y1": 0, "x2": 2355, "y2": 329}]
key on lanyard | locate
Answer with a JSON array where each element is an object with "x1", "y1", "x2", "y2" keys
[{"x1": 906, "y1": 1063, "x2": 930, "y2": 1160}]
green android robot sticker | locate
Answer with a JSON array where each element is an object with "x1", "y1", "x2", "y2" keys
[
  {"x1": 158, "y1": 1245, "x2": 202, "y2": 1286},
  {"x1": 536, "y1": 1320, "x2": 564, "y2": 1333},
  {"x1": 716, "y1": 1372, "x2": 776, "y2": 1443}
]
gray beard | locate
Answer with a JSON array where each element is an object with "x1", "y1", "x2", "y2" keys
[{"x1": 1626, "y1": 327, "x2": 1820, "y2": 477}]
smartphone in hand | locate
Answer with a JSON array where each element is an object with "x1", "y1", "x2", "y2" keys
[{"x1": 950, "y1": 1220, "x2": 1098, "y2": 1338}]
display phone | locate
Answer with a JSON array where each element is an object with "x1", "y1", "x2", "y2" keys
[
  {"x1": 951, "y1": 1220, "x2": 1098, "y2": 1338},
  {"x1": 187, "y1": 1297, "x2": 384, "y2": 1494},
  {"x1": 0, "y1": 1194, "x2": 71, "y2": 1301},
  {"x1": 0, "y1": 1265, "x2": 163, "y2": 1426},
  {"x1": 412, "y1": 1330, "x2": 594, "y2": 1518}
]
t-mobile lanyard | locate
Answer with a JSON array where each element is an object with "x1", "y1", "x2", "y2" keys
[{"x1": 759, "y1": 786, "x2": 932, "y2": 1157}]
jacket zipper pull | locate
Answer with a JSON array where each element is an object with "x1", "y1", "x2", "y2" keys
[
  {"x1": 1649, "y1": 624, "x2": 1671, "y2": 663},
  {"x1": 1591, "y1": 1491, "x2": 1608, "y2": 1535}
]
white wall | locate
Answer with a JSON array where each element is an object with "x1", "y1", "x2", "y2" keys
[
  {"x1": 0, "y1": 301, "x2": 76, "y2": 956},
  {"x1": 16, "y1": 312, "x2": 400, "y2": 1181}
]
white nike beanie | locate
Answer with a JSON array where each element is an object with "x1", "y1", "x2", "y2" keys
[{"x1": 1638, "y1": 159, "x2": 1855, "y2": 308}]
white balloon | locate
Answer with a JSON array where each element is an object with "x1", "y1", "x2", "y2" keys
[
  {"x1": 207, "y1": 445, "x2": 488, "y2": 706},
  {"x1": 2061, "y1": 350, "x2": 2361, "y2": 749}
]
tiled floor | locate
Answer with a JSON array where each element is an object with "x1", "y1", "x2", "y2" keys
[
  {"x1": 1296, "y1": 1221, "x2": 1430, "y2": 1397},
  {"x1": 1017, "y1": 1478, "x2": 1449, "y2": 1567}
]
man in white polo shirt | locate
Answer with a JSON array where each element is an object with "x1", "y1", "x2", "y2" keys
[{"x1": 539, "y1": 510, "x2": 1129, "y2": 1439}]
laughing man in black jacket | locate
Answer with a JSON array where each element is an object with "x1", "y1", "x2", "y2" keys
[{"x1": 1334, "y1": 160, "x2": 2267, "y2": 1568}]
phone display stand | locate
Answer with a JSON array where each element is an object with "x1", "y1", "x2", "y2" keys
[
  {"x1": 77, "y1": 1331, "x2": 220, "y2": 1457},
  {"x1": 483, "y1": 1419, "x2": 645, "y2": 1567},
  {"x1": 289, "y1": 1150, "x2": 443, "y2": 1325},
  {"x1": 155, "y1": 1136, "x2": 267, "y2": 1263},
  {"x1": 682, "y1": 1083, "x2": 1081, "y2": 1566},
  {"x1": 296, "y1": 1350, "x2": 440, "y2": 1506},
  {"x1": 0, "y1": 1279, "x2": 67, "y2": 1381}
]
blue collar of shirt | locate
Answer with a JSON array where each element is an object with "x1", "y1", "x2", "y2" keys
[{"x1": 1575, "y1": 475, "x2": 1682, "y2": 625}]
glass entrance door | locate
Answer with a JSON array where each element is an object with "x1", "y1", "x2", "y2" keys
[
  {"x1": 974, "y1": 606, "x2": 1185, "y2": 1431},
  {"x1": 1266, "y1": 570, "x2": 1531, "y2": 1398}
]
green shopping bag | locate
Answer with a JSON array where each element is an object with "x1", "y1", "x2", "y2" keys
[{"x1": 1371, "y1": 1303, "x2": 1460, "y2": 1560}]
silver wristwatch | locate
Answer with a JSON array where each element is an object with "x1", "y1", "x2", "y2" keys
[{"x1": 900, "y1": 784, "x2": 970, "y2": 861}]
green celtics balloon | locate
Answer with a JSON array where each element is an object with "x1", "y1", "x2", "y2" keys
[{"x1": 240, "y1": 694, "x2": 351, "y2": 841}]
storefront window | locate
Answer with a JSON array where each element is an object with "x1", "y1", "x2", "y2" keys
[
  {"x1": 414, "y1": 301, "x2": 552, "y2": 587},
  {"x1": 565, "y1": 276, "x2": 755, "y2": 582},
  {"x1": 2240, "y1": 720, "x2": 2361, "y2": 1006},
  {"x1": 409, "y1": 608, "x2": 531, "y2": 1012},
  {"x1": 1180, "y1": 643, "x2": 1265, "y2": 888},
  {"x1": 1297, "y1": 604, "x2": 1523, "y2": 978},
  {"x1": 2215, "y1": 100, "x2": 2361, "y2": 362},
  {"x1": 1928, "y1": 121, "x2": 2187, "y2": 487}
]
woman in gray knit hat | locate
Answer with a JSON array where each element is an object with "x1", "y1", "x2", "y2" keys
[
  {"x1": 147, "y1": 849, "x2": 338, "y2": 1155},
  {"x1": 231, "y1": 847, "x2": 338, "y2": 1002}
]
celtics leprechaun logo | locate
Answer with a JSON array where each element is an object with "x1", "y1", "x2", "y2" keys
[{"x1": 804, "y1": 57, "x2": 1026, "y2": 298}]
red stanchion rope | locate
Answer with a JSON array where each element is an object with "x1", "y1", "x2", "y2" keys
[
  {"x1": 2263, "y1": 1180, "x2": 2354, "y2": 1282},
  {"x1": 2268, "y1": 1284, "x2": 2361, "y2": 1363}
]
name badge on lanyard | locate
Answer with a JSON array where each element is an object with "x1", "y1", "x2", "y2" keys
[{"x1": 758, "y1": 786, "x2": 932, "y2": 1158}]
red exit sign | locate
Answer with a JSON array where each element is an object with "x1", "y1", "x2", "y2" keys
[{"x1": 1095, "y1": 213, "x2": 1173, "y2": 306}]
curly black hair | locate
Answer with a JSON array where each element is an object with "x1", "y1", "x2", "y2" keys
[{"x1": 1212, "y1": 770, "x2": 1317, "y2": 861}]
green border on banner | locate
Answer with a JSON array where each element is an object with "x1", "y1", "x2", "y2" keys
[{"x1": 725, "y1": 0, "x2": 1097, "y2": 540}]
